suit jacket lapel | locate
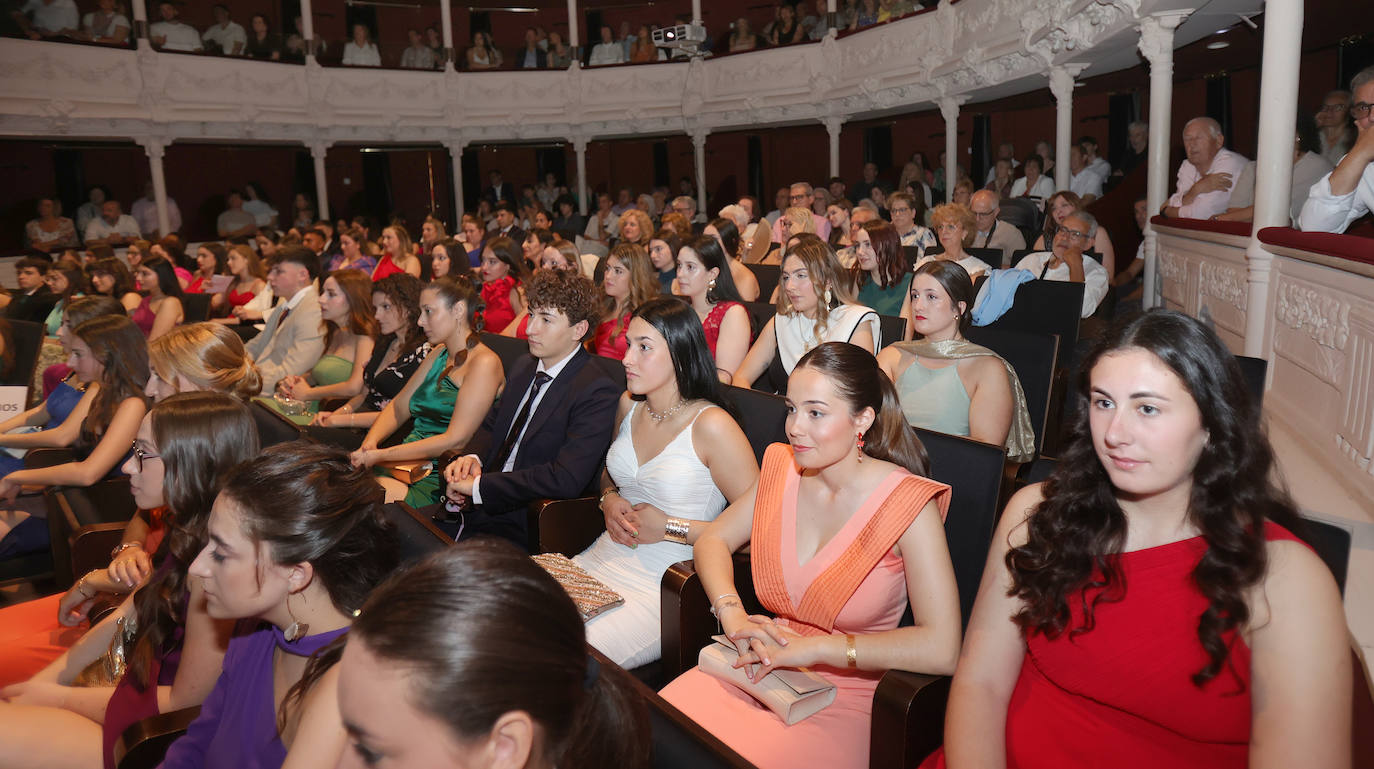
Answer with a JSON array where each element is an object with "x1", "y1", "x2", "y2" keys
[
  {"x1": 515, "y1": 349, "x2": 590, "y2": 461},
  {"x1": 485, "y1": 357, "x2": 537, "y2": 465}
]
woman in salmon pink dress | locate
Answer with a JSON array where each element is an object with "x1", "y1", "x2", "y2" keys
[
  {"x1": 660, "y1": 342, "x2": 961, "y2": 769},
  {"x1": 932, "y1": 310, "x2": 1350, "y2": 769}
]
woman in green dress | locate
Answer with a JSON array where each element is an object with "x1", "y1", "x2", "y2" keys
[
  {"x1": 348, "y1": 276, "x2": 504, "y2": 506},
  {"x1": 276, "y1": 268, "x2": 378, "y2": 422},
  {"x1": 851, "y1": 219, "x2": 913, "y2": 327}
]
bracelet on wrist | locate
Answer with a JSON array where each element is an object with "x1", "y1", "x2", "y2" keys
[
  {"x1": 845, "y1": 633, "x2": 858, "y2": 669},
  {"x1": 598, "y1": 487, "x2": 619, "y2": 506},
  {"x1": 663, "y1": 517, "x2": 690, "y2": 544},
  {"x1": 111, "y1": 541, "x2": 143, "y2": 559},
  {"x1": 709, "y1": 592, "x2": 741, "y2": 617}
]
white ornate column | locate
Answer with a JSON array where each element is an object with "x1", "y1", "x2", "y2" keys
[
  {"x1": 1049, "y1": 63, "x2": 1088, "y2": 192},
  {"x1": 691, "y1": 0, "x2": 702, "y2": 25},
  {"x1": 309, "y1": 141, "x2": 331, "y2": 220},
  {"x1": 439, "y1": 0, "x2": 454, "y2": 71},
  {"x1": 1242, "y1": 0, "x2": 1303, "y2": 360},
  {"x1": 826, "y1": 0, "x2": 837, "y2": 34},
  {"x1": 566, "y1": 0, "x2": 579, "y2": 50},
  {"x1": 139, "y1": 137, "x2": 171, "y2": 236},
  {"x1": 444, "y1": 136, "x2": 468, "y2": 218},
  {"x1": 692, "y1": 127, "x2": 709, "y2": 215},
  {"x1": 1137, "y1": 11, "x2": 1190, "y2": 309},
  {"x1": 573, "y1": 135, "x2": 590, "y2": 216},
  {"x1": 823, "y1": 116, "x2": 844, "y2": 180},
  {"x1": 299, "y1": 0, "x2": 315, "y2": 63},
  {"x1": 131, "y1": 0, "x2": 149, "y2": 50},
  {"x1": 939, "y1": 96, "x2": 966, "y2": 203}
]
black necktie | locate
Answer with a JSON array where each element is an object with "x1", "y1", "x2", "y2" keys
[{"x1": 491, "y1": 371, "x2": 552, "y2": 470}]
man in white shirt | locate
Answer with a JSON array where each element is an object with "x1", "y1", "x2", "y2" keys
[
  {"x1": 1300, "y1": 66, "x2": 1374, "y2": 234},
  {"x1": 246, "y1": 248, "x2": 324, "y2": 394},
  {"x1": 150, "y1": 1, "x2": 202, "y2": 52},
  {"x1": 770, "y1": 182, "x2": 832, "y2": 243},
  {"x1": 15, "y1": 0, "x2": 78, "y2": 39},
  {"x1": 130, "y1": 180, "x2": 182, "y2": 238},
  {"x1": 83, "y1": 200, "x2": 140, "y2": 246},
  {"x1": 969, "y1": 190, "x2": 1027, "y2": 267},
  {"x1": 217, "y1": 190, "x2": 258, "y2": 239},
  {"x1": 400, "y1": 28, "x2": 437, "y2": 69},
  {"x1": 1068, "y1": 145, "x2": 1105, "y2": 202},
  {"x1": 584, "y1": 192, "x2": 619, "y2": 245},
  {"x1": 1015, "y1": 210, "x2": 1109, "y2": 318},
  {"x1": 589, "y1": 25, "x2": 625, "y2": 66},
  {"x1": 1078, "y1": 136, "x2": 1111, "y2": 179},
  {"x1": 1315, "y1": 90, "x2": 1357, "y2": 169},
  {"x1": 1163, "y1": 117, "x2": 1248, "y2": 220},
  {"x1": 202, "y1": 4, "x2": 246, "y2": 56}
]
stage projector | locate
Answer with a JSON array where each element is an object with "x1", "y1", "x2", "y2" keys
[{"x1": 652, "y1": 23, "x2": 707, "y2": 51}]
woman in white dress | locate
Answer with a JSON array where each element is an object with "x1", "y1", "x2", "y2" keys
[
  {"x1": 733, "y1": 235, "x2": 880, "y2": 393},
  {"x1": 575, "y1": 297, "x2": 759, "y2": 669}
]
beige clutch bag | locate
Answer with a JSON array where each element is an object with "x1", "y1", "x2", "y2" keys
[
  {"x1": 698, "y1": 634, "x2": 837, "y2": 725},
  {"x1": 531, "y1": 553, "x2": 626, "y2": 621}
]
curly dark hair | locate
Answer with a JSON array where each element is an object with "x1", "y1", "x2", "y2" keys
[
  {"x1": 1006, "y1": 310, "x2": 1303, "y2": 687},
  {"x1": 526, "y1": 268, "x2": 601, "y2": 341},
  {"x1": 372, "y1": 273, "x2": 427, "y2": 358}
]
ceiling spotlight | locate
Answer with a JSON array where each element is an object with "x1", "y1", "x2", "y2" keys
[{"x1": 1207, "y1": 41, "x2": 1230, "y2": 50}]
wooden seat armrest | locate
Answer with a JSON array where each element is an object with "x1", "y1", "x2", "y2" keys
[
  {"x1": 114, "y1": 706, "x2": 201, "y2": 769},
  {"x1": 869, "y1": 670, "x2": 951, "y2": 769},
  {"x1": 535, "y1": 496, "x2": 604, "y2": 555},
  {"x1": 69, "y1": 522, "x2": 130, "y2": 580}
]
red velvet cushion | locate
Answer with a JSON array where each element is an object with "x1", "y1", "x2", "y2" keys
[{"x1": 1257, "y1": 227, "x2": 1374, "y2": 265}]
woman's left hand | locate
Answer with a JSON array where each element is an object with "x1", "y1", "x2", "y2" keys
[
  {"x1": 624, "y1": 502, "x2": 668, "y2": 544},
  {"x1": 0, "y1": 680, "x2": 68, "y2": 709},
  {"x1": 731, "y1": 624, "x2": 816, "y2": 681},
  {"x1": 0, "y1": 478, "x2": 20, "y2": 505}
]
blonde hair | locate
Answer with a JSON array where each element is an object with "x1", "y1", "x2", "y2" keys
[
  {"x1": 149, "y1": 322, "x2": 263, "y2": 401},
  {"x1": 616, "y1": 209, "x2": 655, "y2": 246},
  {"x1": 776, "y1": 236, "x2": 856, "y2": 341},
  {"x1": 929, "y1": 203, "x2": 977, "y2": 248},
  {"x1": 784, "y1": 207, "x2": 816, "y2": 234},
  {"x1": 603, "y1": 242, "x2": 659, "y2": 336}
]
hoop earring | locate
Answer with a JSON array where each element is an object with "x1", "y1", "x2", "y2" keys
[
  {"x1": 855, "y1": 431, "x2": 865, "y2": 462},
  {"x1": 284, "y1": 593, "x2": 310, "y2": 642}
]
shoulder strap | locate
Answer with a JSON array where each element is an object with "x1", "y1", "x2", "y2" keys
[{"x1": 792, "y1": 475, "x2": 951, "y2": 634}]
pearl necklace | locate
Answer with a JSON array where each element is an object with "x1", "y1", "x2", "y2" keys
[{"x1": 645, "y1": 398, "x2": 689, "y2": 423}]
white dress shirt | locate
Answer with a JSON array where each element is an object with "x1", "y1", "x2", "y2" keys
[
  {"x1": 83, "y1": 214, "x2": 141, "y2": 242},
  {"x1": 1166, "y1": 147, "x2": 1249, "y2": 220},
  {"x1": 1299, "y1": 156, "x2": 1374, "y2": 234},
  {"x1": 1069, "y1": 167, "x2": 1105, "y2": 199},
  {"x1": 1014, "y1": 250, "x2": 1110, "y2": 318},
  {"x1": 22, "y1": 0, "x2": 77, "y2": 35},
  {"x1": 342, "y1": 42, "x2": 381, "y2": 66},
  {"x1": 1009, "y1": 175, "x2": 1056, "y2": 200},
  {"x1": 202, "y1": 20, "x2": 246, "y2": 55},
  {"x1": 150, "y1": 20, "x2": 202, "y2": 51},
  {"x1": 471, "y1": 346, "x2": 580, "y2": 503},
  {"x1": 589, "y1": 42, "x2": 625, "y2": 66}
]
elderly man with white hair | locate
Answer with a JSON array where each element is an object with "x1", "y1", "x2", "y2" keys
[
  {"x1": 769, "y1": 182, "x2": 832, "y2": 243},
  {"x1": 1163, "y1": 117, "x2": 1249, "y2": 220},
  {"x1": 969, "y1": 189, "x2": 1026, "y2": 267},
  {"x1": 1014, "y1": 210, "x2": 1109, "y2": 318}
]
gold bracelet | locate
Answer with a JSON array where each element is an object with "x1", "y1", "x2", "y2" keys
[{"x1": 845, "y1": 634, "x2": 858, "y2": 669}]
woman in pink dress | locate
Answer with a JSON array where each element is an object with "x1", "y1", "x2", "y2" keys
[{"x1": 660, "y1": 342, "x2": 961, "y2": 769}]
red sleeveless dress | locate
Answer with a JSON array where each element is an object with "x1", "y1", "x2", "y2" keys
[{"x1": 924, "y1": 521, "x2": 1305, "y2": 769}]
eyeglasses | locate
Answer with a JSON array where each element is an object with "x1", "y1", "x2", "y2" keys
[
  {"x1": 1317, "y1": 103, "x2": 1348, "y2": 113},
  {"x1": 130, "y1": 442, "x2": 161, "y2": 472},
  {"x1": 1351, "y1": 102, "x2": 1373, "y2": 119},
  {"x1": 889, "y1": 206, "x2": 913, "y2": 215},
  {"x1": 1057, "y1": 227, "x2": 1090, "y2": 240},
  {"x1": 971, "y1": 209, "x2": 998, "y2": 218},
  {"x1": 935, "y1": 223, "x2": 962, "y2": 233},
  {"x1": 789, "y1": 194, "x2": 808, "y2": 203}
]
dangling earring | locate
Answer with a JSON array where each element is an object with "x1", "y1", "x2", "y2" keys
[
  {"x1": 708, "y1": 277, "x2": 716, "y2": 291},
  {"x1": 823, "y1": 287, "x2": 833, "y2": 305},
  {"x1": 855, "y1": 431, "x2": 865, "y2": 462},
  {"x1": 284, "y1": 593, "x2": 310, "y2": 642}
]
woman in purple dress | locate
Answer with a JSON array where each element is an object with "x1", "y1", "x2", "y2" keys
[{"x1": 159, "y1": 442, "x2": 399, "y2": 769}]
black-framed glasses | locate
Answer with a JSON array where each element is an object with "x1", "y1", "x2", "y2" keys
[
  {"x1": 130, "y1": 442, "x2": 161, "y2": 472},
  {"x1": 1058, "y1": 227, "x2": 1090, "y2": 241},
  {"x1": 1351, "y1": 102, "x2": 1373, "y2": 119}
]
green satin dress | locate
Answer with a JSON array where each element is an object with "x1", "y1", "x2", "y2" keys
[
  {"x1": 398, "y1": 348, "x2": 459, "y2": 507},
  {"x1": 260, "y1": 354, "x2": 354, "y2": 424}
]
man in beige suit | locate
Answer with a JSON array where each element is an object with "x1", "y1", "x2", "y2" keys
[{"x1": 246, "y1": 246, "x2": 324, "y2": 394}]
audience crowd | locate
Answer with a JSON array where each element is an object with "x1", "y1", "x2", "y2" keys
[{"x1": 0, "y1": 59, "x2": 1364, "y2": 769}]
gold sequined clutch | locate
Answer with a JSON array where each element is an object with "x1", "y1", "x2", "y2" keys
[{"x1": 531, "y1": 553, "x2": 625, "y2": 622}]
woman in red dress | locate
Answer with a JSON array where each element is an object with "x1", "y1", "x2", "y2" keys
[
  {"x1": 933, "y1": 310, "x2": 1350, "y2": 769},
  {"x1": 477, "y1": 236, "x2": 531, "y2": 335},
  {"x1": 675, "y1": 234, "x2": 751, "y2": 383},
  {"x1": 592, "y1": 242, "x2": 658, "y2": 360},
  {"x1": 372, "y1": 225, "x2": 422, "y2": 281}
]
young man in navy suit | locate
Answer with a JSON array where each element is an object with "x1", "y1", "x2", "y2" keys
[{"x1": 440, "y1": 269, "x2": 619, "y2": 547}]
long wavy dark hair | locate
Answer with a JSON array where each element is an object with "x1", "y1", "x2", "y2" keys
[
  {"x1": 372, "y1": 273, "x2": 427, "y2": 359},
  {"x1": 632, "y1": 297, "x2": 734, "y2": 417},
  {"x1": 72, "y1": 315, "x2": 148, "y2": 446},
  {"x1": 1006, "y1": 310, "x2": 1303, "y2": 687},
  {"x1": 127, "y1": 393, "x2": 259, "y2": 688}
]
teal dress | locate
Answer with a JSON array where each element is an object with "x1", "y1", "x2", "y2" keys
[
  {"x1": 856, "y1": 273, "x2": 911, "y2": 318},
  {"x1": 895, "y1": 358, "x2": 973, "y2": 436},
  {"x1": 261, "y1": 354, "x2": 354, "y2": 425},
  {"x1": 398, "y1": 348, "x2": 459, "y2": 507}
]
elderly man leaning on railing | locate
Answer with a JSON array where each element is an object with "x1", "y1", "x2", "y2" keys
[{"x1": 1300, "y1": 65, "x2": 1374, "y2": 235}]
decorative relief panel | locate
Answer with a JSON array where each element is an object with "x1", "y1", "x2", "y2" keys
[
  {"x1": 1276, "y1": 279, "x2": 1351, "y2": 351},
  {"x1": 1198, "y1": 260, "x2": 1247, "y2": 310}
]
